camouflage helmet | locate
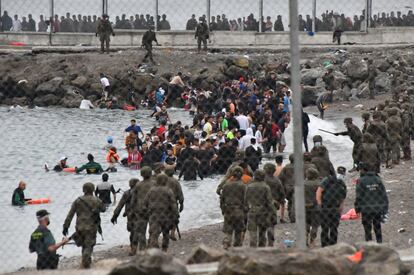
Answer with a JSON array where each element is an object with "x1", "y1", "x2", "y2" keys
[
  {"x1": 306, "y1": 168, "x2": 319, "y2": 180},
  {"x1": 82, "y1": 182, "x2": 95, "y2": 194},
  {"x1": 129, "y1": 178, "x2": 139, "y2": 188},
  {"x1": 253, "y1": 170, "x2": 266, "y2": 181},
  {"x1": 231, "y1": 166, "x2": 243, "y2": 179},
  {"x1": 388, "y1": 107, "x2": 399, "y2": 116},
  {"x1": 263, "y1": 163, "x2": 276, "y2": 174},
  {"x1": 156, "y1": 174, "x2": 169, "y2": 186},
  {"x1": 313, "y1": 135, "x2": 323, "y2": 143},
  {"x1": 165, "y1": 167, "x2": 175, "y2": 177},
  {"x1": 343, "y1": 117, "x2": 353, "y2": 124},
  {"x1": 361, "y1": 112, "x2": 370, "y2": 120},
  {"x1": 141, "y1": 166, "x2": 153, "y2": 179}
]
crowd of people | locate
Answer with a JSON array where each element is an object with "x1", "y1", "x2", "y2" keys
[
  {"x1": 25, "y1": 56, "x2": 414, "y2": 269},
  {"x1": 1, "y1": 8, "x2": 413, "y2": 32}
]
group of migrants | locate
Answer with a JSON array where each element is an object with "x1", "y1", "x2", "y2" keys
[{"x1": 2, "y1": 8, "x2": 414, "y2": 32}]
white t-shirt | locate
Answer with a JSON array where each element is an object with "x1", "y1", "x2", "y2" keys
[
  {"x1": 236, "y1": 115, "x2": 249, "y2": 131},
  {"x1": 100, "y1": 77, "x2": 110, "y2": 88},
  {"x1": 79, "y1": 99, "x2": 94, "y2": 109},
  {"x1": 11, "y1": 20, "x2": 22, "y2": 32}
]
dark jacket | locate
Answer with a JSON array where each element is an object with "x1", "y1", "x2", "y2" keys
[
  {"x1": 12, "y1": 188, "x2": 26, "y2": 206},
  {"x1": 355, "y1": 172, "x2": 388, "y2": 214}
]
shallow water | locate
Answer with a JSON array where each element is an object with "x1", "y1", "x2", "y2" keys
[{"x1": 0, "y1": 106, "x2": 357, "y2": 272}]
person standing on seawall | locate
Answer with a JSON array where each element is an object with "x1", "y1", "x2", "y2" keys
[{"x1": 96, "y1": 14, "x2": 115, "y2": 54}]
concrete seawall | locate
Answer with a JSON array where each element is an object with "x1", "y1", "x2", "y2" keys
[{"x1": 0, "y1": 27, "x2": 413, "y2": 47}]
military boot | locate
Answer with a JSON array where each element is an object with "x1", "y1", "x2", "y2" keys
[{"x1": 129, "y1": 245, "x2": 137, "y2": 256}]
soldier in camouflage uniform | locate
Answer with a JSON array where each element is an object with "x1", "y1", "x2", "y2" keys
[
  {"x1": 165, "y1": 168, "x2": 184, "y2": 241},
  {"x1": 304, "y1": 168, "x2": 320, "y2": 247},
  {"x1": 245, "y1": 170, "x2": 277, "y2": 247},
  {"x1": 130, "y1": 166, "x2": 154, "y2": 253},
  {"x1": 96, "y1": 14, "x2": 115, "y2": 54},
  {"x1": 361, "y1": 112, "x2": 371, "y2": 134},
  {"x1": 195, "y1": 17, "x2": 209, "y2": 53},
  {"x1": 220, "y1": 166, "x2": 247, "y2": 249},
  {"x1": 311, "y1": 148, "x2": 336, "y2": 179},
  {"x1": 376, "y1": 103, "x2": 388, "y2": 122},
  {"x1": 304, "y1": 152, "x2": 318, "y2": 176},
  {"x1": 366, "y1": 111, "x2": 389, "y2": 164},
  {"x1": 310, "y1": 135, "x2": 331, "y2": 161},
  {"x1": 401, "y1": 103, "x2": 412, "y2": 160},
  {"x1": 335, "y1": 118, "x2": 363, "y2": 171},
  {"x1": 278, "y1": 154, "x2": 296, "y2": 223},
  {"x1": 357, "y1": 133, "x2": 381, "y2": 174},
  {"x1": 144, "y1": 174, "x2": 177, "y2": 252},
  {"x1": 142, "y1": 27, "x2": 160, "y2": 63},
  {"x1": 367, "y1": 59, "x2": 377, "y2": 99},
  {"x1": 386, "y1": 107, "x2": 402, "y2": 167},
  {"x1": 111, "y1": 178, "x2": 139, "y2": 256},
  {"x1": 63, "y1": 182, "x2": 106, "y2": 268},
  {"x1": 216, "y1": 150, "x2": 252, "y2": 196},
  {"x1": 263, "y1": 163, "x2": 285, "y2": 246}
]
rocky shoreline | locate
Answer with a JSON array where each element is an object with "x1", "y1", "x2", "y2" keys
[{"x1": 0, "y1": 46, "x2": 413, "y2": 108}]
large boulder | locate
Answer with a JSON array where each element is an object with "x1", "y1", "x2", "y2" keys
[
  {"x1": 60, "y1": 86, "x2": 84, "y2": 108},
  {"x1": 342, "y1": 58, "x2": 368, "y2": 80},
  {"x1": 218, "y1": 247, "x2": 353, "y2": 275},
  {"x1": 35, "y1": 77, "x2": 64, "y2": 96},
  {"x1": 109, "y1": 249, "x2": 188, "y2": 275},
  {"x1": 33, "y1": 94, "x2": 60, "y2": 106},
  {"x1": 233, "y1": 57, "x2": 249, "y2": 68},
  {"x1": 187, "y1": 245, "x2": 226, "y2": 265},
  {"x1": 132, "y1": 74, "x2": 154, "y2": 94},
  {"x1": 375, "y1": 59, "x2": 391, "y2": 72},
  {"x1": 302, "y1": 85, "x2": 323, "y2": 106},
  {"x1": 217, "y1": 243, "x2": 407, "y2": 275},
  {"x1": 333, "y1": 71, "x2": 347, "y2": 87},
  {"x1": 224, "y1": 65, "x2": 247, "y2": 80},
  {"x1": 11, "y1": 96, "x2": 29, "y2": 106},
  {"x1": 71, "y1": 76, "x2": 88, "y2": 88},
  {"x1": 354, "y1": 243, "x2": 410, "y2": 275},
  {"x1": 301, "y1": 68, "x2": 325, "y2": 86},
  {"x1": 375, "y1": 73, "x2": 392, "y2": 91}
]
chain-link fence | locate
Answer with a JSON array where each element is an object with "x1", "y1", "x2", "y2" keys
[
  {"x1": 0, "y1": 0, "x2": 413, "y2": 33},
  {"x1": 1, "y1": 0, "x2": 414, "y2": 273}
]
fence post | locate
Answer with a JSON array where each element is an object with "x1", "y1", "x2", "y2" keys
[
  {"x1": 49, "y1": 0, "x2": 54, "y2": 46},
  {"x1": 206, "y1": 0, "x2": 211, "y2": 28},
  {"x1": 102, "y1": 0, "x2": 105, "y2": 15},
  {"x1": 154, "y1": 0, "x2": 159, "y2": 31},
  {"x1": 289, "y1": 0, "x2": 306, "y2": 250},
  {"x1": 312, "y1": 0, "x2": 316, "y2": 32},
  {"x1": 364, "y1": 0, "x2": 368, "y2": 32},
  {"x1": 0, "y1": 0, "x2": 2, "y2": 31},
  {"x1": 258, "y1": 0, "x2": 263, "y2": 32}
]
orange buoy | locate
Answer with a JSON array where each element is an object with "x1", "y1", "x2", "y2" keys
[
  {"x1": 63, "y1": 167, "x2": 76, "y2": 173},
  {"x1": 27, "y1": 198, "x2": 51, "y2": 205},
  {"x1": 347, "y1": 250, "x2": 363, "y2": 263}
]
